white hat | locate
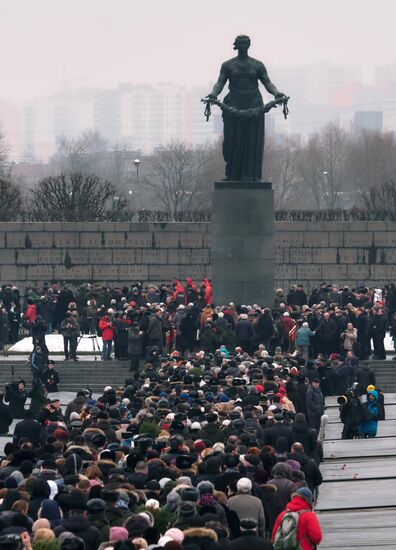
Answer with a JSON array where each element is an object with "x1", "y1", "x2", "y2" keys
[
  {"x1": 145, "y1": 499, "x2": 160, "y2": 510},
  {"x1": 104, "y1": 386, "x2": 112, "y2": 392},
  {"x1": 159, "y1": 477, "x2": 172, "y2": 489},
  {"x1": 190, "y1": 422, "x2": 201, "y2": 430},
  {"x1": 178, "y1": 304, "x2": 185, "y2": 309},
  {"x1": 218, "y1": 312, "x2": 224, "y2": 318},
  {"x1": 283, "y1": 312, "x2": 290, "y2": 317}
]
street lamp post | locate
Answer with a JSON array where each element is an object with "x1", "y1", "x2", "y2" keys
[{"x1": 134, "y1": 158, "x2": 141, "y2": 185}]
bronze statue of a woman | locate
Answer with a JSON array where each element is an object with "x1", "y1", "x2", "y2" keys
[{"x1": 206, "y1": 35, "x2": 288, "y2": 182}]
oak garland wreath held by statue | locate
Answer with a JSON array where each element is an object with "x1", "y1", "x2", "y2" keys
[{"x1": 202, "y1": 34, "x2": 289, "y2": 181}]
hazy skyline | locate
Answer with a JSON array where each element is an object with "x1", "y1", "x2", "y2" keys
[{"x1": 1, "y1": 0, "x2": 395, "y2": 103}]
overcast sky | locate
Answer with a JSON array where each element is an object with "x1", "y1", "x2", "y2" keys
[{"x1": 1, "y1": 0, "x2": 395, "y2": 102}]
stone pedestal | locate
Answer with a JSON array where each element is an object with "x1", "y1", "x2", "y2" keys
[{"x1": 211, "y1": 181, "x2": 274, "y2": 306}]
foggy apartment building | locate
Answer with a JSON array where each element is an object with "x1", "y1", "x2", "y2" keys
[
  {"x1": 22, "y1": 90, "x2": 95, "y2": 161},
  {"x1": 271, "y1": 62, "x2": 363, "y2": 137},
  {"x1": 95, "y1": 82, "x2": 218, "y2": 152},
  {"x1": 20, "y1": 84, "x2": 218, "y2": 161}
]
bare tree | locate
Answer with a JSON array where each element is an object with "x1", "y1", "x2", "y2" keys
[
  {"x1": 263, "y1": 137, "x2": 300, "y2": 209},
  {"x1": 361, "y1": 180, "x2": 396, "y2": 219},
  {"x1": 0, "y1": 178, "x2": 22, "y2": 221},
  {"x1": 348, "y1": 130, "x2": 396, "y2": 194},
  {"x1": 297, "y1": 123, "x2": 351, "y2": 209},
  {"x1": 49, "y1": 131, "x2": 137, "y2": 196},
  {"x1": 144, "y1": 143, "x2": 215, "y2": 217},
  {"x1": 27, "y1": 173, "x2": 130, "y2": 222},
  {"x1": 50, "y1": 130, "x2": 108, "y2": 174},
  {"x1": 0, "y1": 126, "x2": 10, "y2": 177}
]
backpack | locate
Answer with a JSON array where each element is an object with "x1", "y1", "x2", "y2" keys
[{"x1": 273, "y1": 510, "x2": 307, "y2": 550}]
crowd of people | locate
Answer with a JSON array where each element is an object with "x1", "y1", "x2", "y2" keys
[
  {"x1": 0, "y1": 278, "x2": 390, "y2": 549},
  {"x1": 1, "y1": 280, "x2": 395, "y2": 363}
]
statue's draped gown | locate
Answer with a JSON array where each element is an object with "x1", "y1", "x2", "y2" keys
[{"x1": 222, "y1": 59, "x2": 264, "y2": 181}]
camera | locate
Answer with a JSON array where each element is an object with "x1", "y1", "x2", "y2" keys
[{"x1": 0, "y1": 534, "x2": 23, "y2": 550}]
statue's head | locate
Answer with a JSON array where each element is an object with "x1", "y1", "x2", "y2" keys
[{"x1": 233, "y1": 35, "x2": 251, "y2": 51}]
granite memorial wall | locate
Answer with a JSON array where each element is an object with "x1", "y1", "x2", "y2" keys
[{"x1": 0, "y1": 221, "x2": 395, "y2": 292}]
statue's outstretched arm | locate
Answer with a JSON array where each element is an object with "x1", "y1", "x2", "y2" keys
[
  {"x1": 208, "y1": 63, "x2": 229, "y2": 99},
  {"x1": 258, "y1": 63, "x2": 285, "y2": 98}
]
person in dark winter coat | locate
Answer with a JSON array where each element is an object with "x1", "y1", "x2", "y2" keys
[
  {"x1": 371, "y1": 309, "x2": 386, "y2": 360},
  {"x1": 356, "y1": 363, "x2": 376, "y2": 396},
  {"x1": 316, "y1": 361, "x2": 334, "y2": 397},
  {"x1": 38, "y1": 499, "x2": 63, "y2": 529},
  {"x1": 295, "y1": 376, "x2": 308, "y2": 415},
  {"x1": 13, "y1": 410, "x2": 43, "y2": 446},
  {"x1": 0, "y1": 392, "x2": 13, "y2": 435},
  {"x1": 65, "y1": 392, "x2": 87, "y2": 422},
  {"x1": 267, "y1": 463, "x2": 295, "y2": 511},
  {"x1": 255, "y1": 309, "x2": 274, "y2": 350},
  {"x1": 289, "y1": 443, "x2": 322, "y2": 493},
  {"x1": 60, "y1": 312, "x2": 80, "y2": 362},
  {"x1": 291, "y1": 413, "x2": 317, "y2": 457},
  {"x1": 40, "y1": 361, "x2": 60, "y2": 393},
  {"x1": 0, "y1": 307, "x2": 10, "y2": 350},
  {"x1": 263, "y1": 415, "x2": 293, "y2": 450},
  {"x1": 29, "y1": 379, "x2": 46, "y2": 417},
  {"x1": 306, "y1": 379, "x2": 324, "y2": 432},
  {"x1": 228, "y1": 518, "x2": 274, "y2": 550},
  {"x1": 333, "y1": 360, "x2": 353, "y2": 395},
  {"x1": 258, "y1": 483, "x2": 282, "y2": 537},
  {"x1": 54, "y1": 510, "x2": 101, "y2": 550},
  {"x1": 30, "y1": 315, "x2": 47, "y2": 350},
  {"x1": 196, "y1": 414, "x2": 224, "y2": 444},
  {"x1": 317, "y1": 313, "x2": 338, "y2": 356},
  {"x1": 86, "y1": 498, "x2": 110, "y2": 542},
  {"x1": 127, "y1": 325, "x2": 143, "y2": 372},
  {"x1": 180, "y1": 310, "x2": 196, "y2": 353},
  {"x1": 28, "y1": 478, "x2": 51, "y2": 520},
  {"x1": 235, "y1": 315, "x2": 254, "y2": 353},
  {"x1": 7, "y1": 380, "x2": 27, "y2": 419}
]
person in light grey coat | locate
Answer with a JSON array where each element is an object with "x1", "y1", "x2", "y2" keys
[
  {"x1": 227, "y1": 477, "x2": 266, "y2": 538},
  {"x1": 306, "y1": 378, "x2": 324, "y2": 432}
]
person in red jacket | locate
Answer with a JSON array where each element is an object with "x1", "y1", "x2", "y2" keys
[
  {"x1": 173, "y1": 280, "x2": 187, "y2": 305},
  {"x1": 24, "y1": 300, "x2": 37, "y2": 324},
  {"x1": 272, "y1": 487, "x2": 322, "y2": 550},
  {"x1": 282, "y1": 311, "x2": 296, "y2": 353},
  {"x1": 202, "y1": 278, "x2": 213, "y2": 305},
  {"x1": 99, "y1": 314, "x2": 115, "y2": 361}
]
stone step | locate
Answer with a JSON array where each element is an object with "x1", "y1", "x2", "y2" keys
[{"x1": 0, "y1": 360, "x2": 134, "y2": 391}]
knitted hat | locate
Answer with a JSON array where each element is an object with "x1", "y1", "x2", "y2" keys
[
  {"x1": 295, "y1": 487, "x2": 313, "y2": 503},
  {"x1": 164, "y1": 528, "x2": 184, "y2": 543},
  {"x1": 110, "y1": 527, "x2": 129, "y2": 541}
]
